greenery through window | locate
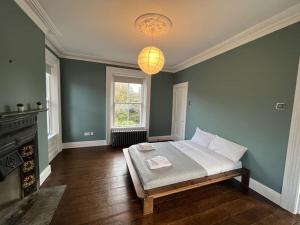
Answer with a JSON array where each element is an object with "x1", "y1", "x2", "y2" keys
[
  {"x1": 113, "y1": 82, "x2": 142, "y2": 127},
  {"x1": 46, "y1": 71, "x2": 52, "y2": 136}
]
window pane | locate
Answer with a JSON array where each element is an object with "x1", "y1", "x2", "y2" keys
[
  {"x1": 113, "y1": 81, "x2": 143, "y2": 127},
  {"x1": 47, "y1": 101, "x2": 51, "y2": 135},
  {"x1": 114, "y1": 104, "x2": 129, "y2": 126},
  {"x1": 46, "y1": 73, "x2": 52, "y2": 135},
  {"x1": 114, "y1": 82, "x2": 128, "y2": 103},
  {"x1": 128, "y1": 83, "x2": 142, "y2": 103},
  {"x1": 128, "y1": 104, "x2": 141, "y2": 125},
  {"x1": 114, "y1": 103, "x2": 141, "y2": 127}
]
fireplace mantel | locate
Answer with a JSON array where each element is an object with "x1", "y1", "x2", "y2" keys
[{"x1": 0, "y1": 108, "x2": 47, "y2": 119}]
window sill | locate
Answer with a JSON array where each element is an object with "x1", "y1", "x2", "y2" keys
[{"x1": 111, "y1": 127, "x2": 146, "y2": 131}]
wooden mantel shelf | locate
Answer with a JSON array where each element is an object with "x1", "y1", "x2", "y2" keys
[{"x1": 0, "y1": 109, "x2": 48, "y2": 118}]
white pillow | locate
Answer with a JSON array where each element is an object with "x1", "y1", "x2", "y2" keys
[
  {"x1": 208, "y1": 135, "x2": 247, "y2": 162},
  {"x1": 191, "y1": 128, "x2": 216, "y2": 148}
]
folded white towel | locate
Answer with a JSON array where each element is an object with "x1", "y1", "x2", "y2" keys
[
  {"x1": 137, "y1": 143, "x2": 154, "y2": 151},
  {"x1": 146, "y1": 156, "x2": 172, "y2": 169}
]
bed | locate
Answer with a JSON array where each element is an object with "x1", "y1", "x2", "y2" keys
[{"x1": 123, "y1": 140, "x2": 250, "y2": 215}]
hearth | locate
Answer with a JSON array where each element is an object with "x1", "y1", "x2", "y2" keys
[{"x1": 0, "y1": 110, "x2": 44, "y2": 206}]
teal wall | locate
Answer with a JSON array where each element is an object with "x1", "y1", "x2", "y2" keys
[
  {"x1": 174, "y1": 22, "x2": 300, "y2": 192},
  {"x1": 60, "y1": 58, "x2": 173, "y2": 142},
  {"x1": 0, "y1": 0, "x2": 49, "y2": 171},
  {"x1": 61, "y1": 59, "x2": 106, "y2": 142},
  {"x1": 150, "y1": 71, "x2": 173, "y2": 136}
]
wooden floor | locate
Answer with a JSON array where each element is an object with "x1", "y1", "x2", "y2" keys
[{"x1": 43, "y1": 146, "x2": 300, "y2": 225}]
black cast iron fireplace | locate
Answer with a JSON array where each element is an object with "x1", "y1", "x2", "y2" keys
[{"x1": 0, "y1": 111, "x2": 41, "y2": 198}]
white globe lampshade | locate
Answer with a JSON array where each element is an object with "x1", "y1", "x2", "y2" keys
[{"x1": 138, "y1": 46, "x2": 165, "y2": 75}]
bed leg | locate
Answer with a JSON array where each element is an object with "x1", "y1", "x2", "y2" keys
[
  {"x1": 241, "y1": 169, "x2": 250, "y2": 193},
  {"x1": 143, "y1": 197, "x2": 154, "y2": 215}
]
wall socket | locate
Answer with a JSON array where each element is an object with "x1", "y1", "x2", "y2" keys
[
  {"x1": 275, "y1": 103, "x2": 287, "y2": 111},
  {"x1": 84, "y1": 132, "x2": 95, "y2": 136}
]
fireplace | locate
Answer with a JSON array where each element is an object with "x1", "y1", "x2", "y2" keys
[{"x1": 0, "y1": 111, "x2": 41, "y2": 207}]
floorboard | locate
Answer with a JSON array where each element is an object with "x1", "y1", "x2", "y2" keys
[{"x1": 42, "y1": 146, "x2": 300, "y2": 225}]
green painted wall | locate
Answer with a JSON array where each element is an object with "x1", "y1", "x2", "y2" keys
[
  {"x1": 61, "y1": 58, "x2": 173, "y2": 142},
  {"x1": 174, "y1": 22, "x2": 300, "y2": 193},
  {"x1": 0, "y1": 0, "x2": 49, "y2": 171},
  {"x1": 61, "y1": 59, "x2": 106, "y2": 142},
  {"x1": 150, "y1": 71, "x2": 173, "y2": 136}
]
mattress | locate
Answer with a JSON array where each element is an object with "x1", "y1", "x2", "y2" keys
[{"x1": 128, "y1": 140, "x2": 242, "y2": 190}]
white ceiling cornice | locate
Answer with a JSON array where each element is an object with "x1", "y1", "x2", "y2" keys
[
  {"x1": 14, "y1": 0, "x2": 174, "y2": 72},
  {"x1": 14, "y1": 0, "x2": 65, "y2": 57},
  {"x1": 45, "y1": 38, "x2": 62, "y2": 57},
  {"x1": 15, "y1": 0, "x2": 61, "y2": 36},
  {"x1": 171, "y1": 3, "x2": 300, "y2": 73},
  {"x1": 62, "y1": 51, "x2": 140, "y2": 70},
  {"x1": 15, "y1": 0, "x2": 300, "y2": 74},
  {"x1": 60, "y1": 51, "x2": 175, "y2": 73}
]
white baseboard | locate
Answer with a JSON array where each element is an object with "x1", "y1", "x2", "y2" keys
[
  {"x1": 48, "y1": 148, "x2": 60, "y2": 162},
  {"x1": 235, "y1": 177, "x2": 281, "y2": 205},
  {"x1": 148, "y1": 135, "x2": 174, "y2": 142},
  {"x1": 40, "y1": 165, "x2": 51, "y2": 186},
  {"x1": 62, "y1": 140, "x2": 107, "y2": 149},
  {"x1": 48, "y1": 134, "x2": 62, "y2": 162}
]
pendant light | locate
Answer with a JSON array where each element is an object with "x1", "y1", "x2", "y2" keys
[{"x1": 135, "y1": 13, "x2": 172, "y2": 75}]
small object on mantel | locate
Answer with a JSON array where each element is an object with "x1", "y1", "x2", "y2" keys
[
  {"x1": 17, "y1": 103, "x2": 25, "y2": 112},
  {"x1": 36, "y1": 102, "x2": 43, "y2": 110},
  {"x1": 0, "y1": 108, "x2": 48, "y2": 118}
]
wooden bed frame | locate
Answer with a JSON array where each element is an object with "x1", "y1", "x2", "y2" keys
[{"x1": 123, "y1": 148, "x2": 250, "y2": 215}]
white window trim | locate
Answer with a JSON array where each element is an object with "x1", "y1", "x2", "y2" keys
[
  {"x1": 106, "y1": 66, "x2": 151, "y2": 144},
  {"x1": 45, "y1": 48, "x2": 62, "y2": 161}
]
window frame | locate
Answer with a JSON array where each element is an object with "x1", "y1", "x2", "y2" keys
[
  {"x1": 112, "y1": 82, "x2": 144, "y2": 128},
  {"x1": 106, "y1": 67, "x2": 151, "y2": 144},
  {"x1": 45, "y1": 48, "x2": 62, "y2": 162}
]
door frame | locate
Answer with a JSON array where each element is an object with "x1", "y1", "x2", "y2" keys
[
  {"x1": 171, "y1": 82, "x2": 188, "y2": 140},
  {"x1": 281, "y1": 58, "x2": 300, "y2": 214}
]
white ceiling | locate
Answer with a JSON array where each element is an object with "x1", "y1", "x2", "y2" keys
[{"x1": 38, "y1": 0, "x2": 300, "y2": 69}]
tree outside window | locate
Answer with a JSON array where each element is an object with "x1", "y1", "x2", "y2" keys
[{"x1": 113, "y1": 82, "x2": 142, "y2": 127}]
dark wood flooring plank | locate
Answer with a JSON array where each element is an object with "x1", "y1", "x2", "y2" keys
[{"x1": 41, "y1": 146, "x2": 300, "y2": 225}]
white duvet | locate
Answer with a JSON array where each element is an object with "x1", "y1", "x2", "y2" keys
[{"x1": 170, "y1": 140, "x2": 242, "y2": 176}]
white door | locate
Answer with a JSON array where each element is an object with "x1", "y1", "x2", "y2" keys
[{"x1": 171, "y1": 82, "x2": 188, "y2": 140}]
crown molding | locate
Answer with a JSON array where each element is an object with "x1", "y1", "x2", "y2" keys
[
  {"x1": 60, "y1": 51, "x2": 174, "y2": 73},
  {"x1": 15, "y1": 0, "x2": 300, "y2": 74},
  {"x1": 14, "y1": 0, "x2": 65, "y2": 57},
  {"x1": 14, "y1": 0, "x2": 61, "y2": 36},
  {"x1": 62, "y1": 51, "x2": 139, "y2": 69},
  {"x1": 171, "y1": 3, "x2": 300, "y2": 73},
  {"x1": 45, "y1": 38, "x2": 62, "y2": 57}
]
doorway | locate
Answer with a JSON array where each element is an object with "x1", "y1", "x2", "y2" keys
[{"x1": 171, "y1": 82, "x2": 188, "y2": 140}]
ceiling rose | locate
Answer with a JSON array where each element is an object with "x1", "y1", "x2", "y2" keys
[{"x1": 135, "y1": 13, "x2": 172, "y2": 37}]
